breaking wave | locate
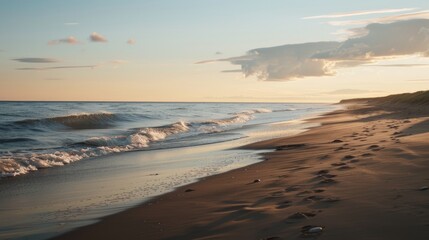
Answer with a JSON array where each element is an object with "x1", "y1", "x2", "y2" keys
[
  {"x1": 0, "y1": 108, "x2": 274, "y2": 178},
  {"x1": 200, "y1": 108, "x2": 271, "y2": 125},
  {"x1": 84, "y1": 121, "x2": 189, "y2": 148},
  {"x1": 14, "y1": 112, "x2": 120, "y2": 130}
]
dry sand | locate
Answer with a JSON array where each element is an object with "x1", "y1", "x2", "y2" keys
[{"x1": 54, "y1": 102, "x2": 429, "y2": 240}]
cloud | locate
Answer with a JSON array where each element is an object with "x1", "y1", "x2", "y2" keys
[
  {"x1": 315, "y1": 19, "x2": 429, "y2": 61},
  {"x1": 16, "y1": 65, "x2": 96, "y2": 70},
  {"x1": 323, "y1": 89, "x2": 382, "y2": 95},
  {"x1": 127, "y1": 39, "x2": 135, "y2": 45},
  {"x1": 12, "y1": 58, "x2": 59, "y2": 63},
  {"x1": 331, "y1": 27, "x2": 370, "y2": 39},
  {"x1": 64, "y1": 22, "x2": 79, "y2": 26},
  {"x1": 364, "y1": 63, "x2": 429, "y2": 67},
  {"x1": 406, "y1": 79, "x2": 429, "y2": 82},
  {"x1": 106, "y1": 60, "x2": 128, "y2": 68},
  {"x1": 48, "y1": 36, "x2": 80, "y2": 45},
  {"x1": 221, "y1": 69, "x2": 242, "y2": 73},
  {"x1": 327, "y1": 10, "x2": 429, "y2": 26},
  {"x1": 200, "y1": 19, "x2": 429, "y2": 81},
  {"x1": 303, "y1": 8, "x2": 416, "y2": 20},
  {"x1": 198, "y1": 42, "x2": 340, "y2": 80},
  {"x1": 15, "y1": 60, "x2": 127, "y2": 71},
  {"x1": 235, "y1": 42, "x2": 341, "y2": 80},
  {"x1": 90, "y1": 32, "x2": 107, "y2": 42}
]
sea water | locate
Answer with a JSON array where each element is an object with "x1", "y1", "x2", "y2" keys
[{"x1": 0, "y1": 102, "x2": 335, "y2": 239}]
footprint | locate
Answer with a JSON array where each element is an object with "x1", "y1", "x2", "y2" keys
[
  {"x1": 276, "y1": 144, "x2": 307, "y2": 150},
  {"x1": 319, "y1": 178, "x2": 337, "y2": 184},
  {"x1": 319, "y1": 173, "x2": 337, "y2": 179},
  {"x1": 335, "y1": 146, "x2": 347, "y2": 151},
  {"x1": 313, "y1": 189, "x2": 325, "y2": 193},
  {"x1": 304, "y1": 195, "x2": 325, "y2": 202},
  {"x1": 342, "y1": 155, "x2": 355, "y2": 161},
  {"x1": 368, "y1": 145, "x2": 382, "y2": 151},
  {"x1": 304, "y1": 195, "x2": 340, "y2": 203},
  {"x1": 276, "y1": 200, "x2": 292, "y2": 209},
  {"x1": 296, "y1": 191, "x2": 312, "y2": 197},
  {"x1": 285, "y1": 186, "x2": 300, "y2": 192},
  {"x1": 331, "y1": 162, "x2": 346, "y2": 167},
  {"x1": 287, "y1": 212, "x2": 316, "y2": 220},
  {"x1": 337, "y1": 165, "x2": 353, "y2": 170},
  {"x1": 316, "y1": 170, "x2": 330, "y2": 175}
]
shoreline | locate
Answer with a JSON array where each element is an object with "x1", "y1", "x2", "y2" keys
[
  {"x1": 54, "y1": 102, "x2": 429, "y2": 239},
  {"x1": 0, "y1": 104, "x2": 334, "y2": 240}
]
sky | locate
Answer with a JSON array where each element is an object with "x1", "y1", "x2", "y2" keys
[{"x1": 0, "y1": 0, "x2": 428, "y2": 102}]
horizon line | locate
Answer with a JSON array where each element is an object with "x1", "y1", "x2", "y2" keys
[{"x1": 0, "y1": 99, "x2": 336, "y2": 104}]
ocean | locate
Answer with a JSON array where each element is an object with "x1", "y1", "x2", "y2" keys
[{"x1": 0, "y1": 101, "x2": 335, "y2": 239}]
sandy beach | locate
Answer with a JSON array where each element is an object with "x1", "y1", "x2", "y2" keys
[
  {"x1": 3, "y1": 2, "x2": 429, "y2": 240},
  {"x1": 54, "y1": 96, "x2": 429, "y2": 240}
]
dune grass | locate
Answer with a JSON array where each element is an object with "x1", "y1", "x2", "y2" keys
[{"x1": 340, "y1": 90, "x2": 429, "y2": 105}]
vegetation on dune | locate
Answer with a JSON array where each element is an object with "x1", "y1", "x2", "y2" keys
[{"x1": 340, "y1": 90, "x2": 429, "y2": 105}]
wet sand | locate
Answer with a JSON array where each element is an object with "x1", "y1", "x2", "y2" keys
[{"x1": 54, "y1": 102, "x2": 429, "y2": 240}]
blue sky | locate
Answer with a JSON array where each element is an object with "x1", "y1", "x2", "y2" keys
[{"x1": 1, "y1": 0, "x2": 428, "y2": 101}]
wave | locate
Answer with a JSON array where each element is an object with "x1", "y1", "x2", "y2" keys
[
  {"x1": 0, "y1": 108, "x2": 274, "y2": 178},
  {"x1": 273, "y1": 108, "x2": 296, "y2": 112},
  {"x1": 84, "y1": 121, "x2": 189, "y2": 148},
  {"x1": 0, "y1": 151, "x2": 85, "y2": 177},
  {"x1": 0, "y1": 137, "x2": 36, "y2": 144},
  {"x1": 200, "y1": 108, "x2": 272, "y2": 126},
  {"x1": 0, "y1": 121, "x2": 190, "y2": 178},
  {"x1": 14, "y1": 112, "x2": 119, "y2": 130}
]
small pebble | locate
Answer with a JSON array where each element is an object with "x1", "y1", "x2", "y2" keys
[
  {"x1": 308, "y1": 226, "x2": 323, "y2": 233},
  {"x1": 301, "y1": 225, "x2": 324, "y2": 236}
]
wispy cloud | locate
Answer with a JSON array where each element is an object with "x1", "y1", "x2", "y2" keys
[
  {"x1": 15, "y1": 60, "x2": 128, "y2": 71},
  {"x1": 200, "y1": 19, "x2": 429, "y2": 81},
  {"x1": 12, "y1": 58, "x2": 59, "y2": 63},
  {"x1": 364, "y1": 63, "x2": 429, "y2": 67},
  {"x1": 303, "y1": 8, "x2": 416, "y2": 20},
  {"x1": 16, "y1": 65, "x2": 96, "y2": 71},
  {"x1": 327, "y1": 10, "x2": 429, "y2": 26},
  {"x1": 90, "y1": 32, "x2": 107, "y2": 42},
  {"x1": 64, "y1": 22, "x2": 79, "y2": 26},
  {"x1": 406, "y1": 79, "x2": 429, "y2": 82},
  {"x1": 323, "y1": 89, "x2": 382, "y2": 95},
  {"x1": 107, "y1": 60, "x2": 128, "y2": 68},
  {"x1": 127, "y1": 39, "x2": 136, "y2": 45},
  {"x1": 48, "y1": 36, "x2": 81, "y2": 45}
]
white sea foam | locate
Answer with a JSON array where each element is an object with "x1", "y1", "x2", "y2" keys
[{"x1": 0, "y1": 109, "x2": 273, "y2": 178}]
